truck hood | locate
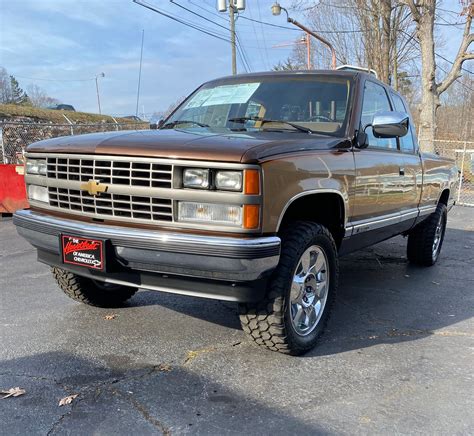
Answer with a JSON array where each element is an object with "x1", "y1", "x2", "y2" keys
[{"x1": 26, "y1": 129, "x2": 347, "y2": 163}]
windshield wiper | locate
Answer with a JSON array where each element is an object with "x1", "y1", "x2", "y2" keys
[
  {"x1": 228, "y1": 117, "x2": 314, "y2": 134},
  {"x1": 161, "y1": 120, "x2": 210, "y2": 129}
]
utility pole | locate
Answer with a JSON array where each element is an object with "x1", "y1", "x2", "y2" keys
[
  {"x1": 229, "y1": 5, "x2": 236, "y2": 75},
  {"x1": 217, "y1": 0, "x2": 245, "y2": 75}
]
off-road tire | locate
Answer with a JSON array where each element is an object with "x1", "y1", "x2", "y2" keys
[
  {"x1": 239, "y1": 222, "x2": 338, "y2": 355},
  {"x1": 52, "y1": 267, "x2": 137, "y2": 307},
  {"x1": 407, "y1": 203, "x2": 447, "y2": 266}
]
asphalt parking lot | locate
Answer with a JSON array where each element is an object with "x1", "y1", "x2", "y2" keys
[{"x1": 1, "y1": 206, "x2": 473, "y2": 435}]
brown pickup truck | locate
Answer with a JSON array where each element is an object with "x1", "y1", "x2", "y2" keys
[{"x1": 14, "y1": 71, "x2": 458, "y2": 355}]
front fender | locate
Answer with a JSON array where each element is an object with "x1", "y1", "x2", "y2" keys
[{"x1": 260, "y1": 151, "x2": 355, "y2": 233}]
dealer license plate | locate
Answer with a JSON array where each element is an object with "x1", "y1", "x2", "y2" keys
[{"x1": 61, "y1": 235, "x2": 105, "y2": 270}]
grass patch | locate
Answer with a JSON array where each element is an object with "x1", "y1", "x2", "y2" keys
[{"x1": 0, "y1": 104, "x2": 145, "y2": 125}]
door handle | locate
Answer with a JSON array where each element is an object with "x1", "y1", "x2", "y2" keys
[{"x1": 399, "y1": 167, "x2": 405, "y2": 176}]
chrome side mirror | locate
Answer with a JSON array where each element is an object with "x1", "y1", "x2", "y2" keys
[{"x1": 367, "y1": 110, "x2": 409, "y2": 138}]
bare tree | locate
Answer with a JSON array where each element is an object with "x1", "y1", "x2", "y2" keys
[
  {"x1": 295, "y1": 0, "x2": 418, "y2": 84},
  {"x1": 27, "y1": 84, "x2": 60, "y2": 108},
  {"x1": 400, "y1": 0, "x2": 473, "y2": 150},
  {"x1": 0, "y1": 67, "x2": 12, "y2": 104}
]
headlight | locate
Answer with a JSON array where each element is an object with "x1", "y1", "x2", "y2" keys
[
  {"x1": 215, "y1": 171, "x2": 242, "y2": 191},
  {"x1": 178, "y1": 202, "x2": 242, "y2": 226},
  {"x1": 26, "y1": 159, "x2": 47, "y2": 175},
  {"x1": 183, "y1": 168, "x2": 210, "y2": 189},
  {"x1": 28, "y1": 185, "x2": 49, "y2": 203}
]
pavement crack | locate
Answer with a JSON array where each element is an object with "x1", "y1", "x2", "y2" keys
[
  {"x1": 111, "y1": 388, "x2": 171, "y2": 435},
  {"x1": 46, "y1": 390, "x2": 87, "y2": 436}
]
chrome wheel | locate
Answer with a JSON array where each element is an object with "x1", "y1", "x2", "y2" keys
[
  {"x1": 432, "y1": 215, "x2": 444, "y2": 261},
  {"x1": 289, "y1": 245, "x2": 329, "y2": 336}
]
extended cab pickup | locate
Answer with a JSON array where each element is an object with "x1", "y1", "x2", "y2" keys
[{"x1": 14, "y1": 71, "x2": 458, "y2": 355}]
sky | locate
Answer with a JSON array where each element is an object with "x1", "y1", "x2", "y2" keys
[{"x1": 0, "y1": 0, "x2": 471, "y2": 118}]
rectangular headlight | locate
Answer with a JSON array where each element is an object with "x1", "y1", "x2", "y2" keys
[
  {"x1": 183, "y1": 168, "x2": 210, "y2": 189},
  {"x1": 28, "y1": 185, "x2": 49, "y2": 203},
  {"x1": 215, "y1": 171, "x2": 242, "y2": 191},
  {"x1": 178, "y1": 202, "x2": 242, "y2": 226},
  {"x1": 26, "y1": 159, "x2": 47, "y2": 175}
]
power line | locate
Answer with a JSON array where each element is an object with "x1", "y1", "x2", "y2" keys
[
  {"x1": 397, "y1": 29, "x2": 474, "y2": 92},
  {"x1": 398, "y1": 28, "x2": 473, "y2": 76},
  {"x1": 256, "y1": 0, "x2": 271, "y2": 70},
  {"x1": 133, "y1": 0, "x2": 230, "y2": 43},
  {"x1": 235, "y1": 32, "x2": 252, "y2": 72},
  {"x1": 435, "y1": 52, "x2": 474, "y2": 76},
  {"x1": 239, "y1": 15, "x2": 370, "y2": 34},
  {"x1": 170, "y1": 0, "x2": 229, "y2": 33},
  {"x1": 187, "y1": 0, "x2": 229, "y2": 22},
  {"x1": 171, "y1": 0, "x2": 251, "y2": 73},
  {"x1": 240, "y1": 15, "x2": 300, "y2": 32},
  {"x1": 244, "y1": 1, "x2": 268, "y2": 70}
]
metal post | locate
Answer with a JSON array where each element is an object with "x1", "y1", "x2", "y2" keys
[
  {"x1": 0, "y1": 127, "x2": 5, "y2": 164},
  {"x1": 229, "y1": 2, "x2": 237, "y2": 75},
  {"x1": 63, "y1": 114, "x2": 74, "y2": 136},
  {"x1": 135, "y1": 29, "x2": 145, "y2": 118},
  {"x1": 111, "y1": 116, "x2": 119, "y2": 131},
  {"x1": 95, "y1": 77, "x2": 101, "y2": 114},
  {"x1": 457, "y1": 140, "x2": 468, "y2": 204},
  {"x1": 95, "y1": 74, "x2": 104, "y2": 115},
  {"x1": 287, "y1": 18, "x2": 336, "y2": 69},
  {"x1": 306, "y1": 32, "x2": 311, "y2": 69}
]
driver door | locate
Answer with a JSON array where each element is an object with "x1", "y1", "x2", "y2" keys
[{"x1": 351, "y1": 80, "x2": 408, "y2": 242}]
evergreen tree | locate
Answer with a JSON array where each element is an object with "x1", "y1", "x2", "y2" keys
[{"x1": 9, "y1": 75, "x2": 29, "y2": 105}]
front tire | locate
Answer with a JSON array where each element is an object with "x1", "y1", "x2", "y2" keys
[
  {"x1": 407, "y1": 203, "x2": 447, "y2": 266},
  {"x1": 239, "y1": 222, "x2": 338, "y2": 355},
  {"x1": 52, "y1": 267, "x2": 137, "y2": 307}
]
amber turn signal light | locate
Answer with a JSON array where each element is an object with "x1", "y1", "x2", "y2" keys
[
  {"x1": 244, "y1": 169, "x2": 260, "y2": 195},
  {"x1": 243, "y1": 204, "x2": 260, "y2": 229}
]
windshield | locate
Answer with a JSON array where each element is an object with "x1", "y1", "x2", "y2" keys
[{"x1": 164, "y1": 75, "x2": 352, "y2": 136}]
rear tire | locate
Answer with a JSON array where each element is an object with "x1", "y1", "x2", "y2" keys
[
  {"x1": 52, "y1": 267, "x2": 137, "y2": 307},
  {"x1": 239, "y1": 222, "x2": 338, "y2": 355},
  {"x1": 407, "y1": 203, "x2": 447, "y2": 266}
]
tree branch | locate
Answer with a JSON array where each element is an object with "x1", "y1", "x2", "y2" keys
[
  {"x1": 400, "y1": 0, "x2": 421, "y2": 22},
  {"x1": 437, "y1": 9, "x2": 473, "y2": 95}
]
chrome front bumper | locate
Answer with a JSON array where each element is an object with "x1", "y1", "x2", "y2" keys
[{"x1": 13, "y1": 209, "x2": 281, "y2": 302}]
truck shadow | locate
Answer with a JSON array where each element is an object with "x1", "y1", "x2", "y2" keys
[
  {"x1": 132, "y1": 226, "x2": 473, "y2": 357},
  {"x1": 0, "y1": 351, "x2": 325, "y2": 434}
]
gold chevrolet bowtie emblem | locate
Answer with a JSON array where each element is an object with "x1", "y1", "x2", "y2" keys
[{"x1": 80, "y1": 180, "x2": 108, "y2": 196}]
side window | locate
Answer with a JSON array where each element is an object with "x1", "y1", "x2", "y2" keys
[
  {"x1": 361, "y1": 81, "x2": 397, "y2": 150},
  {"x1": 391, "y1": 93, "x2": 416, "y2": 153}
]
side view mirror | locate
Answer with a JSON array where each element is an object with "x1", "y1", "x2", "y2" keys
[
  {"x1": 158, "y1": 119, "x2": 164, "y2": 128},
  {"x1": 367, "y1": 110, "x2": 409, "y2": 138}
]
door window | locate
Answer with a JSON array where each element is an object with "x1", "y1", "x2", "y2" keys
[
  {"x1": 391, "y1": 93, "x2": 416, "y2": 153},
  {"x1": 361, "y1": 81, "x2": 397, "y2": 150}
]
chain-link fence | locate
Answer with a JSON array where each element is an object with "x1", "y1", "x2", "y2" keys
[
  {"x1": 433, "y1": 139, "x2": 474, "y2": 207},
  {"x1": 1, "y1": 121, "x2": 473, "y2": 206},
  {"x1": 0, "y1": 121, "x2": 149, "y2": 165}
]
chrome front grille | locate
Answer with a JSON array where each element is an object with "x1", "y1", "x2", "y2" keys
[
  {"x1": 46, "y1": 157, "x2": 172, "y2": 188},
  {"x1": 48, "y1": 187, "x2": 173, "y2": 222}
]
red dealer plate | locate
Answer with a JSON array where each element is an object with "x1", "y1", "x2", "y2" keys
[{"x1": 61, "y1": 235, "x2": 105, "y2": 270}]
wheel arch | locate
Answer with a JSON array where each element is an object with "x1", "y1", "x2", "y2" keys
[{"x1": 277, "y1": 190, "x2": 347, "y2": 248}]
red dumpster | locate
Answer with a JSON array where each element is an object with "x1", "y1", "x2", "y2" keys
[{"x1": 0, "y1": 164, "x2": 29, "y2": 214}]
